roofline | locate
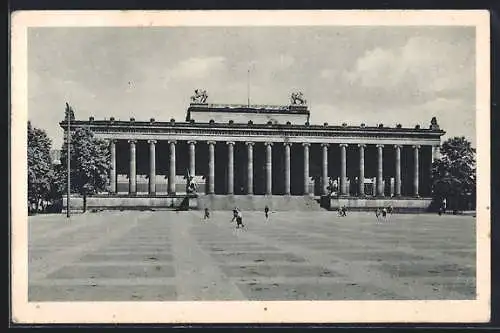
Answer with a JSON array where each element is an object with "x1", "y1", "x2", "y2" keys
[{"x1": 59, "y1": 119, "x2": 446, "y2": 136}]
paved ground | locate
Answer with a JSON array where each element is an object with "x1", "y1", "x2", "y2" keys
[{"x1": 28, "y1": 210, "x2": 476, "y2": 301}]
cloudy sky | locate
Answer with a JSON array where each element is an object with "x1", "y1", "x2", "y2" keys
[{"x1": 28, "y1": 26, "x2": 476, "y2": 148}]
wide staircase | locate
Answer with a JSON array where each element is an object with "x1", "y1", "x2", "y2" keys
[{"x1": 196, "y1": 195, "x2": 324, "y2": 211}]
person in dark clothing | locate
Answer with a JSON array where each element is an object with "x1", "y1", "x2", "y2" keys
[
  {"x1": 231, "y1": 208, "x2": 238, "y2": 222},
  {"x1": 264, "y1": 205, "x2": 269, "y2": 219},
  {"x1": 204, "y1": 207, "x2": 210, "y2": 220},
  {"x1": 236, "y1": 209, "x2": 244, "y2": 228}
]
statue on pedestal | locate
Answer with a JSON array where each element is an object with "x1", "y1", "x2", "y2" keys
[
  {"x1": 185, "y1": 169, "x2": 198, "y2": 195},
  {"x1": 190, "y1": 89, "x2": 208, "y2": 104},
  {"x1": 430, "y1": 116, "x2": 440, "y2": 130},
  {"x1": 290, "y1": 91, "x2": 307, "y2": 106},
  {"x1": 326, "y1": 178, "x2": 338, "y2": 197}
]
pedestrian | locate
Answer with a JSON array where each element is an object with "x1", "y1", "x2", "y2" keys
[
  {"x1": 204, "y1": 207, "x2": 210, "y2": 220},
  {"x1": 236, "y1": 209, "x2": 244, "y2": 228},
  {"x1": 264, "y1": 205, "x2": 269, "y2": 219},
  {"x1": 341, "y1": 205, "x2": 347, "y2": 217},
  {"x1": 231, "y1": 208, "x2": 238, "y2": 222}
]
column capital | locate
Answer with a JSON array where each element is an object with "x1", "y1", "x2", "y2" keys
[
  {"x1": 107, "y1": 139, "x2": 116, "y2": 144},
  {"x1": 245, "y1": 141, "x2": 255, "y2": 146},
  {"x1": 339, "y1": 143, "x2": 348, "y2": 148},
  {"x1": 128, "y1": 139, "x2": 137, "y2": 144},
  {"x1": 302, "y1": 142, "x2": 311, "y2": 147},
  {"x1": 187, "y1": 140, "x2": 197, "y2": 145},
  {"x1": 264, "y1": 142, "x2": 273, "y2": 147},
  {"x1": 376, "y1": 144, "x2": 384, "y2": 148},
  {"x1": 284, "y1": 142, "x2": 292, "y2": 147},
  {"x1": 394, "y1": 144, "x2": 402, "y2": 149},
  {"x1": 207, "y1": 140, "x2": 216, "y2": 145},
  {"x1": 357, "y1": 143, "x2": 366, "y2": 148},
  {"x1": 168, "y1": 140, "x2": 177, "y2": 145},
  {"x1": 321, "y1": 143, "x2": 330, "y2": 148},
  {"x1": 412, "y1": 144, "x2": 421, "y2": 149},
  {"x1": 147, "y1": 139, "x2": 157, "y2": 144},
  {"x1": 226, "y1": 141, "x2": 235, "y2": 146}
]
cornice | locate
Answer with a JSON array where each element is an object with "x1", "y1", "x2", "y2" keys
[{"x1": 59, "y1": 120, "x2": 446, "y2": 139}]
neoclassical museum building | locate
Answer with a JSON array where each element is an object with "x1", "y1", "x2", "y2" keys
[{"x1": 61, "y1": 91, "x2": 445, "y2": 211}]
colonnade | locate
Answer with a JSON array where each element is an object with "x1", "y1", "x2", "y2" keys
[{"x1": 109, "y1": 139, "x2": 437, "y2": 197}]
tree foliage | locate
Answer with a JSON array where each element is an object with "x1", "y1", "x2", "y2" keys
[
  {"x1": 27, "y1": 121, "x2": 53, "y2": 211},
  {"x1": 59, "y1": 126, "x2": 111, "y2": 212},
  {"x1": 432, "y1": 136, "x2": 476, "y2": 211}
]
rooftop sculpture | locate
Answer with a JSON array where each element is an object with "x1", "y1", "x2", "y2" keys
[
  {"x1": 190, "y1": 89, "x2": 208, "y2": 104},
  {"x1": 290, "y1": 91, "x2": 307, "y2": 106}
]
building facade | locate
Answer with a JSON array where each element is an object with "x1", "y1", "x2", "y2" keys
[{"x1": 60, "y1": 92, "x2": 445, "y2": 211}]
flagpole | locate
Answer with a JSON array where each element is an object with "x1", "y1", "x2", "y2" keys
[{"x1": 247, "y1": 67, "x2": 250, "y2": 107}]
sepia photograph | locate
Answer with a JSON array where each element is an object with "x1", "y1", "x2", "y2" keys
[{"x1": 11, "y1": 10, "x2": 490, "y2": 323}]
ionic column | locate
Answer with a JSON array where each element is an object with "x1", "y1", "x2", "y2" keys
[
  {"x1": 394, "y1": 144, "x2": 402, "y2": 197},
  {"x1": 128, "y1": 140, "x2": 137, "y2": 195},
  {"x1": 430, "y1": 145, "x2": 439, "y2": 195},
  {"x1": 109, "y1": 140, "x2": 116, "y2": 194},
  {"x1": 284, "y1": 143, "x2": 291, "y2": 195},
  {"x1": 188, "y1": 141, "x2": 196, "y2": 176},
  {"x1": 168, "y1": 140, "x2": 176, "y2": 194},
  {"x1": 321, "y1": 143, "x2": 329, "y2": 195},
  {"x1": 208, "y1": 141, "x2": 216, "y2": 194},
  {"x1": 413, "y1": 145, "x2": 420, "y2": 197},
  {"x1": 227, "y1": 141, "x2": 234, "y2": 194},
  {"x1": 340, "y1": 143, "x2": 348, "y2": 196},
  {"x1": 358, "y1": 144, "x2": 366, "y2": 196},
  {"x1": 246, "y1": 142, "x2": 254, "y2": 194},
  {"x1": 376, "y1": 144, "x2": 384, "y2": 196},
  {"x1": 303, "y1": 143, "x2": 310, "y2": 195},
  {"x1": 148, "y1": 140, "x2": 157, "y2": 195},
  {"x1": 265, "y1": 142, "x2": 273, "y2": 195}
]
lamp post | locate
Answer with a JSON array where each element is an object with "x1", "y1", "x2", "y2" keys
[{"x1": 65, "y1": 103, "x2": 71, "y2": 218}]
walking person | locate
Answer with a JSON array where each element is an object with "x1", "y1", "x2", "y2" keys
[
  {"x1": 231, "y1": 208, "x2": 238, "y2": 222},
  {"x1": 264, "y1": 205, "x2": 269, "y2": 220},
  {"x1": 236, "y1": 209, "x2": 245, "y2": 228},
  {"x1": 204, "y1": 207, "x2": 210, "y2": 220}
]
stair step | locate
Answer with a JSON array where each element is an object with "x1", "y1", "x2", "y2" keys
[{"x1": 196, "y1": 195, "x2": 324, "y2": 211}]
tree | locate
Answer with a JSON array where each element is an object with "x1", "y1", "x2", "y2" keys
[
  {"x1": 432, "y1": 136, "x2": 476, "y2": 213},
  {"x1": 27, "y1": 121, "x2": 53, "y2": 213},
  {"x1": 59, "y1": 126, "x2": 111, "y2": 213}
]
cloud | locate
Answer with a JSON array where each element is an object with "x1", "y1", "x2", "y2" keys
[
  {"x1": 342, "y1": 36, "x2": 474, "y2": 96},
  {"x1": 169, "y1": 56, "x2": 227, "y2": 79}
]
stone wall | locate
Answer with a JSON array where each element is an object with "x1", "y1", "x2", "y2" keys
[
  {"x1": 323, "y1": 196, "x2": 432, "y2": 212},
  {"x1": 189, "y1": 110, "x2": 308, "y2": 125},
  {"x1": 62, "y1": 195, "x2": 198, "y2": 212}
]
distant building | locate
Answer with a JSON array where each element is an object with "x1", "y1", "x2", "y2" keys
[{"x1": 60, "y1": 91, "x2": 445, "y2": 211}]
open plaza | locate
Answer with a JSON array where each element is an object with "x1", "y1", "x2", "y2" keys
[{"x1": 28, "y1": 210, "x2": 476, "y2": 302}]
